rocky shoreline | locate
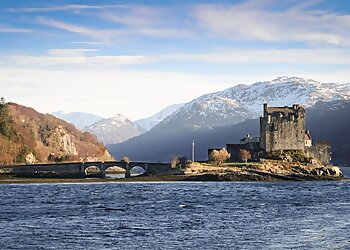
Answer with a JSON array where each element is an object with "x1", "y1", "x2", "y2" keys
[{"x1": 182, "y1": 161, "x2": 344, "y2": 181}]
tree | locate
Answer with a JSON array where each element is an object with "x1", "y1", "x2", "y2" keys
[
  {"x1": 209, "y1": 148, "x2": 230, "y2": 165},
  {"x1": 121, "y1": 156, "x2": 130, "y2": 163},
  {"x1": 239, "y1": 149, "x2": 251, "y2": 163},
  {"x1": 171, "y1": 156, "x2": 186, "y2": 169},
  {"x1": 171, "y1": 157, "x2": 180, "y2": 168},
  {"x1": 0, "y1": 97, "x2": 16, "y2": 139}
]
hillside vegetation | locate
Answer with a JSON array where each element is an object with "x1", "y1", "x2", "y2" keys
[{"x1": 0, "y1": 98, "x2": 113, "y2": 165}]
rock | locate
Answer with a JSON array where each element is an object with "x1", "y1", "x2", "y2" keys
[
  {"x1": 282, "y1": 154, "x2": 293, "y2": 162},
  {"x1": 25, "y1": 152, "x2": 36, "y2": 164},
  {"x1": 310, "y1": 158, "x2": 319, "y2": 165},
  {"x1": 327, "y1": 166, "x2": 343, "y2": 177},
  {"x1": 310, "y1": 166, "x2": 343, "y2": 178},
  {"x1": 60, "y1": 133, "x2": 77, "y2": 155},
  {"x1": 310, "y1": 168, "x2": 322, "y2": 176}
]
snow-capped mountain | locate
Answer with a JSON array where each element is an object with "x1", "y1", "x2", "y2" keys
[
  {"x1": 134, "y1": 103, "x2": 184, "y2": 131},
  {"x1": 86, "y1": 114, "x2": 144, "y2": 145},
  {"x1": 162, "y1": 76, "x2": 350, "y2": 129},
  {"x1": 107, "y1": 76, "x2": 350, "y2": 161},
  {"x1": 52, "y1": 111, "x2": 104, "y2": 130},
  {"x1": 108, "y1": 98, "x2": 350, "y2": 163}
]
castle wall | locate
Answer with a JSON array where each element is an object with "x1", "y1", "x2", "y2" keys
[
  {"x1": 260, "y1": 105, "x2": 305, "y2": 152},
  {"x1": 306, "y1": 141, "x2": 331, "y2": 165},
  {"x1": 226, "y1": 143, "x2": 260, "y2": 162}
]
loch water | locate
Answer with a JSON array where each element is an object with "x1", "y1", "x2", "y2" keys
[{"x1": 1, "y1": 177, "x2": 350, "y2": 249}]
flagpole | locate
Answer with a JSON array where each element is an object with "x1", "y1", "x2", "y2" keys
[{"x1": 192, "y1": 140, "x2": 195, "y2": 162}]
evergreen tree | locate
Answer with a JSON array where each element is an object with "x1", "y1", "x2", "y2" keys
[{"x1": 0, "y1": 97, "x2": 16, "y2": 139}]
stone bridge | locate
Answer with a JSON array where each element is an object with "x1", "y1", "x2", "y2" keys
[{"x1": 10, "y1": 161, "x2": 177, "y2": 178}]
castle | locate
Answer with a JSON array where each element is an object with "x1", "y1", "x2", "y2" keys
[
  {"x1": 209, "y1": 103, "x2": 331, "y2": 164},
  {"x1": 260, "y1": 104, "x2": 306, "y2": 152},
  {"x1": 260, "y1": 104, "x2": 330, "y2": 164}
]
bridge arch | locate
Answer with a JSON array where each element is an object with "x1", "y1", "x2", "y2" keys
[
  {"x1": 84, "y1": 165, "x2": 101, "y2": 177},
  {"x1": 105, "y1": 165, "x2": 126, "y2": 173},
  {"x1": 104, "y1": 165, "x2": 126, "y2": 179},
  {"x1": 130, "y1": 166, "x2": 146, "y2": 176}
]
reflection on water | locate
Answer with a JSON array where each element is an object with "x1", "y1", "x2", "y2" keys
[
  {"x1": 105, "y1": 173, "x2": 144, "y2": 179},
  {"x1": 106, "y1": 173, "x2": 125, "y2": 179}
]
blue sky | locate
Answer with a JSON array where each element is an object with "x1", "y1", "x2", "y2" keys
[{"x1": 1, "y1": 0, "x2": 350, "y2": 119}]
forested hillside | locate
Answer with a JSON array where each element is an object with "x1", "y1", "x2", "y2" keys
[{"x1": 0, "y1": 98, "x2": 113, "y2": 165}]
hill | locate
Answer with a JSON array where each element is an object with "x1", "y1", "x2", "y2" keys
[{"x1": 0, "y1": 99, "x2": 113, "y2": 165}]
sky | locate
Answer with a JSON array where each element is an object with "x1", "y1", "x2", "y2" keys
[{"x1": 1, "y1": 0, "x2": 350, "y2": 120}]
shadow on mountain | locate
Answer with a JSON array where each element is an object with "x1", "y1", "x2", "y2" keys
[{"x1": 108, "y1": 100, "x2": 350, "y2": 164}]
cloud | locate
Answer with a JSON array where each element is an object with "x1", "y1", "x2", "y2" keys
[
  {"x1": 95, "y1": 6, "x2": 194, "y2": 38},
  {"x1": 6, "y1": 1, "x2": 350, "y2": 44},
  {"x1": 193, "y1": 0, "x2": 350, "y2": 45},
  {"x1": 0, "y1": 25, "x2": 32, "y2": 33},
  {"x1": 163, "y1": 49, "x2": 350, "y2": 65},
  {"x1": 7, "y1": 4, "x2": 124, "y2": 13},
  {"x1": 7, "y1": 55, "x2": 149, "y2": 67},
  {"x1": 0, "y1": 67, "x2": 232, "y2": 119},
  {"x1": 36, "y1": 17, "x2": 121, "y2": 42},
  {"x1": 1, "y1": 64, "x2": 349, "y2": 120},
  {"x1": 100, "y1": 6, "x2": 161, "y2": 27},
  {"x1": 36, "y1": 16, "x2": 191, "y2": 43},
  {"x1": 70, "y1": 41, "x2": 106, "y2": 45},
  {"x1": 47, "y1": 49, "x2": 100, "y2": 57},
  {"x1": 6, "y1": 48, "x2": 350, "y2": 68}
]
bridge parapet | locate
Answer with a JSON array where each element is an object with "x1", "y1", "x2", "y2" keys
[{"x1": 9, "y1": 161, "x2": 177, "y2": 178}]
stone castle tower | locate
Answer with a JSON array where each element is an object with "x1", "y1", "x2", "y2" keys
[{"x1": 260, "y1": 104, "x2": 306, "y2": 152}]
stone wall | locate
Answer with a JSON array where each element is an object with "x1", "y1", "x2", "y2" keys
[
  {"x1": 260, "y1": 104, "x2": 305, "y2": 152},
  {"x1": 306, "y1": 141, "x2": 331, "y2": 165},
  {"x1": 226, "y1": 143, "x2": 260, "y2": 162}
]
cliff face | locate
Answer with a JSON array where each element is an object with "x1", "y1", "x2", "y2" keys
[{"x1": 0, "y1": 102, "x2": 114, "y2": 165}]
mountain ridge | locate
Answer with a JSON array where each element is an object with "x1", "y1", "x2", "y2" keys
[
  {"x1": 134, "y1": 103, "x2": 184, "y2": 132},
  {"x1": 108, "y1": 77, "x2": 350, "y2": 164},
  {"x1": 161, "y1": 76, "x2": 350, "y2": 130},
  {"x1": 52, "y1": 111, "x2": 104, "y2": 130},
  {"x1": 86, "y1": 114, "x2": 144, "y2": 145}
]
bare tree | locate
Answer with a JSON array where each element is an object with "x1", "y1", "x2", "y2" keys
[
  {"x1": 171, "y1": 157, "x2": 180, "y2": 168},
  {"x1": 239, "y1": 149, "x2": 251, "y2": 163},
  {"x1": 209, "y1": 148, "x2": 230, "y2": 165},
  {"x1": 121, "y1": 156, "x2": 130, "y2": 163},
  {"x1": 171, "y1": 156, "x2": 187, "y2": 169}
]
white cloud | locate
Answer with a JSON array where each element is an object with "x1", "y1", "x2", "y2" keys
[
  {"x1": 0, "y1": 67, "x2": 232, "y2": 120},
  {"x1": 1, "y1": 65, "x2": 349, "y2": 120},
  {"x1": 70, "y1": 41, "x2": 106, "y2": 45},
  {"x1": 96, "y1": 6, "x2": 194, "y2": 38},
  {"x1": 47, "y1": 49, "x2": 100, "y2": 57},
  {"x1": 7, "y1": 4, "x2": 124, "y2": 13},
  {"x1": 193, "y1": 0, "x2": 350, "y2": 45},
  {"x1": 0, "y1": 25, "x2": 32, "y2": 33},
  {"x1": 35, "y1": 16, "x2": 191, "y2": 43},
  {"x1": 37, "y1": 17, "x2": 99, "y2": 36},
  {"x1": 100, "y1": 6, "x2": 161, "y2": 27},
  {"x1": 37, "y1": 17, "x2": 121, "y2": 42},
  {"x1": 6, "y1": 54, "x2": 151, "y2": 67},
  {"x1": 164, "y1": 49, "x2": 350, "y2": 65},
  {"x1": 5, "y1": 48, "x2": 350, "y2": 68}
]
